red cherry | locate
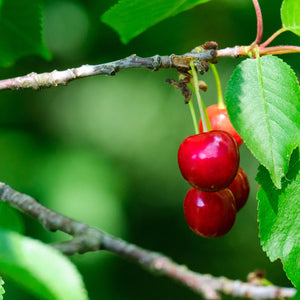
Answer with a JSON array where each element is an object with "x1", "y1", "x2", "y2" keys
[
  {"x1": 227, "y1": 167, "x2": 250, "y2": 211},
  {"x1": 183, "y1": 187, "x2": 236, "y2": 238},
  {"x1": 199, "y1": 104, "x2": 243, "y2": 147},
  {"x1": 178, "y1": 130, "x2": 239, "y2": 192}
]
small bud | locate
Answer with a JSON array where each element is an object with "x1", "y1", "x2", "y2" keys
[
  {"x1": 203, "y1": 41, "x2": 218, "y2": 50},
  {"x1": 200, "y1": 61, "x2": 209, "y2": 72},
  {"x1": 247, "y1": 269, "x2": 266, "y2": 284},
  {"x1": 198, "y1": 81, "x2": 207, "y2": 92},
  {"x1": 178, "y1": 72, "x2": 191, "y2": 84},
  {"x1": 193, "y1": 59, "x2": 207, "y2": 75}
]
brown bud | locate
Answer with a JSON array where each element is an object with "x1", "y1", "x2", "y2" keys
[
  {"x1": 200, "y1": 61, "x2": 209, "y2": 72},
  {"x1": 198, "y1": 81, "x2": 207, "y2": 92},
  {"x1": 247, "y1": 269, "x2": 266, "y2": 284},
  {"x1": 203, "y1": 41, "x2": 218, "y2": 50}
]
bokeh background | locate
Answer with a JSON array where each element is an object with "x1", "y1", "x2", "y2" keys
[{"x1": 0, "y1": 0, "x2": 299, "y2": 299}]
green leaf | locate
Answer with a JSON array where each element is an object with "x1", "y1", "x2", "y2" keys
[
  {"x1": 294, "y1": 288, "x2": 300, "y2": 300},
  {"x1": 170, "y1": 0, "x2": 210, "y2": 15},
  {"x1": 101, "y1": 0, "x2": 210, "y2": 44},
  {"x1": 0, "y1": 228, "x2": 88, "y2": 300},
  {"x1": 0, "y1": 0, "x2": 51, "y2": 67},
  {"x1": 256, "y1": 148, "x2": 300, "y2": 286},
  {"x1": 281, "y1": 0, "x2": 300, "y2": 36},
  {"x1": 0, "y1": 277, "x2": 4, "y2": 300},
  {"x1": 0, "y1": 203, "x2": 24, "y2": 234},
  {"x1": 225, "y1": 56, "x2": 300, "y2": 188}
]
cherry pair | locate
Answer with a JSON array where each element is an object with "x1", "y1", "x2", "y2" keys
[
  {"x1": 183, "y1": 167, "x2": 249, "y2": 238},
  {"x1": 178, "y1": 105, "x2": 249, "y2": 238}
]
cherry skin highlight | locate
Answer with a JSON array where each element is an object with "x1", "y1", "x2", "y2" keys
[
  {"x1": 227, "y1": 167, "x2": 250, "y2": 211},
  {"x1": 183, "y1": 187, "x2": 236, "y2": 238},
  {"x1": 178, "y1": 130, "x2": 240, "y2": 192},
  {"x1": 199, "y1": 104, "x2": 243, "y2": 147}
]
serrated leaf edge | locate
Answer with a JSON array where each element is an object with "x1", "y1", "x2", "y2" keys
[
  {"x1": 256, "y1": 157, "x2": 300, "y2": 287},
  {"x1": 0, "y1": 276, "x2": 5, "y2": 299},
  {"x1": 226, "y1": 56, "x2": 300, "y2": 189},
  {"x1": 257, "y1": 187, "x2": 298, "y2": 287},
  {"x1": 226, "y1": 58, "x2": 281, "y2": 187}
]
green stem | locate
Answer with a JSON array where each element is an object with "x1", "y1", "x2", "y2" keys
[
  {"x1": 190, "y1": 61, "x2": 211, "y2": 132},
  {"x1": 210, "y1": 64, "x2": 225, "y2": 109},
  {"x1": 188, "y1": 99, "x2": 200, "y2": 135}
]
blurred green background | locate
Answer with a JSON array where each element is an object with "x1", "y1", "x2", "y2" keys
[{"x1": 0, "y1": 0, "x2": 299, "y2": 299}]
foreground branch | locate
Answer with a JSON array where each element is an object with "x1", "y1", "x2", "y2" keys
[
  {"x1": 0, "y1": 182, "x2": 296, "y2": 300},
  {"x1": 0, "y1": 50, "x2": 215, "y2": 91},
  {"x1": 1, "y1": 44, "x2": 299, "y2": 91}
]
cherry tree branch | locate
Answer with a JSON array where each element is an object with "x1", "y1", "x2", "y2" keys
[
  {"x1": 0, "y1": 182, "x2": 296, "y2": 300},
  {"x1": 0, "y1": 50, "x2": 215, "y2": 91},
  {"x1": 1, "y1": 44, "x2": 300, "y2": 92}
]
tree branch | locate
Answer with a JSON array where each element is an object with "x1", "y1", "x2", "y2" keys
[
  {"x1": 1, "y1": 44, "x2": 299, "y2": 91},
  {"x1": 0, "y1": 182, "x2": 296, "y2": 300},
  {"x1": 0, "y1": 50, "x2": 215, "y2": 91}
]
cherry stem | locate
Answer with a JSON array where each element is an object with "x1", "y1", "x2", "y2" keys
[
  {"x1": 251, "y1": 0, "x2": 263, "y2": 45},
  {"x1": 190, "y1": 61, "x2": 211, "y2": 132},
  {"x1": 210, "y1": 64, "x2": 225, "y2": 109},
  {"x1": 260, "y1": 28, "x2": 287, "y2": 48},
  {"x1": 259, "y1": 45, "x2": 300, "y2": 55},
  {"x1": 188, "y1": 100, "x2": 200, "y2": 135}
]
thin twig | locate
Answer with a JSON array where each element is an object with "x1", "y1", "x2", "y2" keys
[
  {"x1": 0, "y1": 182, "x2": 296, "y2": 300},
  {"x1": 260, "y1": 28, "x2": 287, "y2": 48},
  {"x1": 251, "y1": 0, "x2": 263, "y2": 45},
  {"x1": 259, "y1": 46, "x2": 300, "y2": 55}
]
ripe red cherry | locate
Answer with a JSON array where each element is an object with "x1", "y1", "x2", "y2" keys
[
  {"x1": 227, "y1": 167, "x2": 250, "y2": 211},
  {"x1": 178, "y1": 130, "x2": 239, "y2": 192},
  {"x1": 183, "y1": 187, "x2": 236, "y2": 238},
  {"x1": 199, "y1": 104, "x2": 243, "y2": 147}
]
